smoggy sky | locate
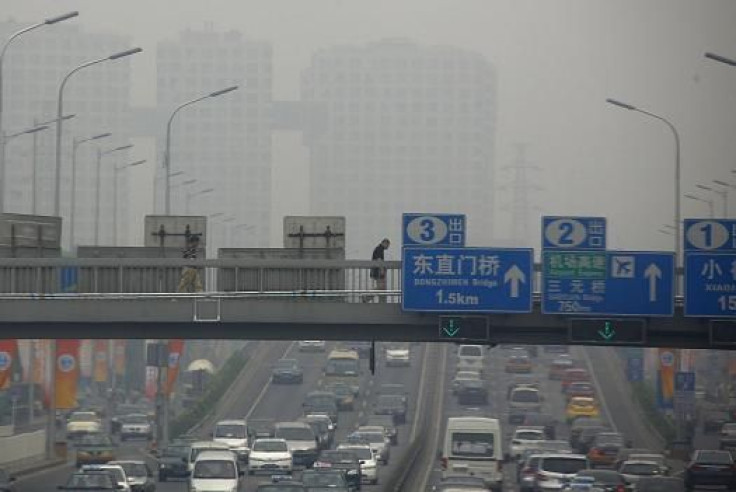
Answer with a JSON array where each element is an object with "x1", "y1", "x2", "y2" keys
[{"x1": 4, "y1": 0, "x2": 736, "y2": 250}]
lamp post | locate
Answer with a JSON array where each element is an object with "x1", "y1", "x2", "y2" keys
[
  {"x1": 96, "y1": 144, "x2": 133, "y2": 245},
  {"x1": 712, "y1": 180, "x2": 734, "y2": 217},
  {"x1": 606, "y1": 98, "x2": 681, "y2": 269},
  {"x1": 685, "y1": 193, "x2": 715, "y2": 218},
  {"x1": 30, "y1": 114, "x2": 75, "y2": 214},
  {"x1": 0, "y1": 11, "x2": 79, "y2": 217},
  {"x1": 164, "y1": 85, "x2": 238, "y2": 214},
  {"x1": 696, "y1": 184, "x2": 727, "y2": 218},
  {"x1": 113, "y1": 160, "x2": 146, "y2": 245},
  {"x1": 705, "y1": 52, "x2": 736, "y2": 68},
  {"x1": 172, "y1": 178, "x2": 196, "y2": 211},
  {"x1": 54, "y1": 47, "x2": 142, "y2": 216},
  {"x1": 185, "y1": 187, "x2": 214, "y2": 215},
  {"x1": 1, "y1": 125, "x2": 50, "y2": 213},
  {"x1": 70, "y1": 133, "x2": 111, "y2": 250}
]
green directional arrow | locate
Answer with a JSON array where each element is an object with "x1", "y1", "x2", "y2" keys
[
  {"x1": 443, "y1": 319, "x2": 460, "y2": 337},
  {"x1": 598, "y1": 321, "x2": 616, "y2": 341}
]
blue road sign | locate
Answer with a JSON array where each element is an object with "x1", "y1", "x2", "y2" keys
[
  {"x1": 685, "y1": 219, "x2": 736, "y2": 252},
  {"x1": 675, "y1": 371, "x2": 696, "y2": 392},
  {"x1": 543, "y1": 250, "x2": 675, "y2": 316},
  {"x1": 402, "y1": 247, "x2": 533, "y2": 313},
  {"x1": 402, "y1": 213, "x2": 466, "y2": 247},
  {"x1": 627, "y1": 357, "x2": 644, "y2": 383},
  {"x1": 685, "y1": 253, "x2": 736, "y2": 317},
  {"x1": 542, "y1": 216, "x2": 607, "y2": 250},
  {"x1": 60, "y1": 266, "x2": 78, "y2": 293}
]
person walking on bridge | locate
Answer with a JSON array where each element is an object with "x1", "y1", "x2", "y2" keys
[
  {"x1": 370, "y1": 238, "x2": 390, "y2": 302},
  {"x1": 178, "y1": 235, "x2": 203, "y2": 292}
]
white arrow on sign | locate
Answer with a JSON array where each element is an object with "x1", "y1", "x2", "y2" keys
[
  {"x1": 504, "y1": 264, "x2": 526, "y2": 299},
  {"x1": 644, "y1": 263, "x2": 662, "y2": 302}
]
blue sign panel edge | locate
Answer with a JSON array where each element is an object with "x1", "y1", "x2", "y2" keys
[
  {"x1": 402, "y1": 213, "x2": 467, "y2": 248},
  {"x1": 684, "y1": 252, "x2": 736, "y2": 318},
  {"x1": 401, "y1": 246, "x2": 534, "y2": 314},
  {"x1": 541, "y1": 216, "x2": 607, "y2": 251}
]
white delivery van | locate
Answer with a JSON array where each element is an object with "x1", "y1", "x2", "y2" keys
[
  {"x1": 456, "y1": 345, "x2": 485, "y2": 374},
  {"x1": 189, "y1": 449, "x2": 242, "y2": 492},
  {"x1": 441, "y1": 416, "x2": 504, "y2": 491},
  {"x1": 213, "y1": 419, "x2": 250, "y2": 462}
]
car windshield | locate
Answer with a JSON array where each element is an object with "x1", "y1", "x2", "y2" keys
[
  {"x1": 162, "y1": 446, "x2": 189, "y2": 458},
  {"x1": 516, "y1": 431, "x2": 543, "y2": 440},
  {"x1": 117, "y1": 463, "x2": 147, "y2": 478},
  {"x1": 512, "y1": 390, "x2": 540, "y2": 403},
  {"x1": 65, "y1": 473, "x2": 115, "y2": 489},
  {"x1": 341, "y1": 447, "x2": 372, "y2": 460},
  {"x1": 621, "y1": 463, "x2": 661, "y2": 475},
  {"x1": 214, "y1": 424, "x2": 246, "y2": 438},
  {"x1": 451, "y1": 432, "x2": 495, "y2": 458},
  {"x1": 70, "y1": 413, "x2": 97, "y2": 422},
  {"x1": 192, "y1": 460, "x2": 236, "y2": 479},
  {"x1": 253, "y1": 440, "x2": 288, "y2": 452},
  {"x1": 121, "y1": 414, "x2": 148, "y2": 424},
  {"x1": 542, "y1": 458, "x2": 588, "y2": 474},
  {"x1": 325, "y1": 360, "x2": 358, "y2": 375},
  {"x1": 302, "y1": 471, "x2": 346, "y2": 486},
  {"x1": 78, "y1": 435, "x2": 112, "y2": 447},
  {"x1": 459, "y1": 346, "x2": 482, "y2": 357},
  {"x1": 276, "y1": 427, "x2": 314, "y2": 441},
  {"x1": 696, "y1": 451, "x2": 733, "y2": 464}
]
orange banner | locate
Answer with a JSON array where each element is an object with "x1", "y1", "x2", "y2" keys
[
  {"x1": 165, "y1": 340, "x2": 185, "y2": 396},
  {"x1": 114, "y1": 340, "x2": 126, "y2": 376},
  {"x1": 0, "y1": 340, "x2": 18, "y2": 390},
  {"x1": 657, "y1": 348, "x2": 677, "y2": 410},
  {"x1": 93, "y1": 340, "x2": 108, "y2": 383},
  {"x1": 55, "y1": 340, "x2": 80, "y2": 410},
  {"x1": 145, "y1": 366, "x2": 158, "y2": 401}
]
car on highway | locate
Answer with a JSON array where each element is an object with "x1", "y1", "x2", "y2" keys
[
  {"x1": 565, "y1": 381, "x2": 596, "y2": 401},
  {"x1": 719, "y1": 421, "x2": 736, "y2": 449},
  {"x1": 300, "y1": 416, "x2": 332, "y2": 450},
  {"x1": 304, "y1": 414, "x2": 336, "y2": 447},
  {"x1": 508, "y1": 386, "x2": 543, "y2": 424},
  {"x1": 364, "y1": 414, "x2": 398, "y2": 445},
  {"x1": 456, "y1": 344, "x2": 485, "y2": 374},
  {"x1": 522, "y1": 413, "x2": 559, "y2": 440},
  {"x1": 373, "y1": 393, "x2": 408, "y2": 424},
  {"x1": 155, "y1": 442, "x2": 190, "y2": 481},
  {"x1": 452, "y1": 370, "x2": 482, "y2": 394},
  {"x1": 81, "y1": 464, "x2": 131, "y2": 492},
  {"x1": 324, "y1": 349, "x2": 361, "y2": 396},
  {"x1": 59, "y1": 471, "x2": 119, "y2": 491},
  {"x1": 256, "y1": 482, "x2": 306, "y2": 491},
  {"x1": 337, "y1": 443, "x2": 378, "y2": 485},
  {"x1": 109, "y1": 461, "x2": 155, "y2": 492},
  {"x1": 565, "y1": 469, "x2": 626, "y2": 492},
  {"x1": 248, "y1": 438, "x2": 293, "y2": 475},
  {"x1": 349, "y1": 426, "x2": 390, "y2": 464},
  {"x1": 549, "y1": 356, "x2": 576, "y2": 380},
  {"x1": 441, "y1": 416, "x2": 503, "y2": 491},
  {"x1": 378, "y1": 383, "x2": 408, "y2": 405},
  {"x1": 635, "y1": 476, "x2": 685, "y2": 492},
  {"x1": 190, "y1": 449, "x2": 242, "y2": 492},
  {"x1": 561, "y1": 368, "x2": 592, "y2": 392},
  {"x1": 566, "y1": 397, "x2": 600, "y2": 423},
  {"x1": 544, "y1": 345, "x2": 570, "y2": 355},
  {"x1": 75, "y1": 433, "x2": 116, "y2": 467},
  {"x1": 299, "y1": 340, "x2": 326, "y2": 352},
  {"x1": 303, "y1": 391, "x2": 339, "y2": 423},
  {"x1": 186, "y1": 441, "x2": 233, "y2": 473},
  {"x1": 576, "y1": 426, "x2": 611, "y2": 455},
  {"x1": 510, "y1": 427, "x2": 546, "y2": 458},
  {"x1": 118, "y1": 414, "x2": 152, "y2": 441},
  {"x1": 212, "y1": 419, "x2": 250, "y2": 462},
  {"x1": 66, "y1": 411, "x2": 102, "y2": 439},
  {"x1": 684, "y1": 449, "x2": 736, "y2": 491},
  {"x1": 313, "y1": 450, "x2": 363, "y2": 490},
  {"x1": 618, "y1": 460, "x2": 664, "y2": 488},
  {"x1": 702, "y1": 408, "x2": 731, "y2": 434},
  {"x1": 301, "y1": 469, "x2": 351, "y2": 491},
  {"x1": 384, "y1": 342, "x2": 410, "y2": 367},
  {"x1": 247, "y1": 418, "x2": 276, "y2": 440},
  {"x1": 586, "y1": 432, "x2": 626, "y2": 468},
  {"x1": 432, "y1": 476, "x2": 489, "y2": 491},
  {"x1": 533, "y1": 454, "x2": 590, "y2": 492},
  {"x1": 274, "y1": 421, "x2": 320, "y2": 468},
  {"x1": 570, "y1": 418, "x2": 608, "y2": 451},
  {"x1": 345, "y1": 341, "x2": 372, "y2": 359},
  {"x1": 325, "y1": 382, "x2": 355, "y2": 411},
  {"x1": 272, "y1": 358, "x2": 304, "y2": 384},
  {"x1": 626, "y1": 453, "x2": 670, "y2": 476},
  {"x1": 505, "y1": 354, "x2": 533, "y2": 373},
  {"x1": 0, "y1": 469, "x2": 16, "y2": 492},
  {"x1": 456, "y1": 378, "x2": 489, "y2": 406}
]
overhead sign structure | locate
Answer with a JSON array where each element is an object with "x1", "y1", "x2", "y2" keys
[
  {"x1": 402, "y1": 247, "x2": 533, "y2": 313},
  {"x1": 710, "y1": 320, "x2": 736, "y2": 345},
  {"x1": 568, "y1": 318, "x2": 646, "y2": 345},
  {"x1": 438, "y1": 316, "x2": 489, "y2": 341},
  {"x1": 542, "y1": 216, "x2": 607, "y2": 250},
  {"x1": 402, "y1": 214, "x2": 466, "y2": 247},
  {"x1": 543, "y1": 251, "x2": 675, "y2": 316},
  {"x1": 684, "y1": 219, "x2": 736, "y2": 252}
]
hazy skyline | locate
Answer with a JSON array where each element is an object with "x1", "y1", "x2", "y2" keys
[{"x1": 3, "y1": 0, "x2": 736, "y2": 254}]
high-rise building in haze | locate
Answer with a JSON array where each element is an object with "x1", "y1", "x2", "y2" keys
[
  {"x1": 0, "y1": 20, "x2": 133, "y2": 248},
  {"x1": 301, "y1": 39, "x2": 496, "y2": 257},
  {"x1": 156, "y1": 27, "x2": 272, "y2": 249}
]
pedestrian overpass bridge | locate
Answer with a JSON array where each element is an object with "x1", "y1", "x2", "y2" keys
[{"x1": 0, "y1": 258, "x2": 726, "y2": 348}]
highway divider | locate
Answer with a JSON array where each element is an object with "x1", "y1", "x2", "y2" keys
[
  {"x1": 0, "y1": 430, "x2": 45, "y2": 467},
  {"x1": 630, "y1": 381, "x2": 677, "y2": 444}
]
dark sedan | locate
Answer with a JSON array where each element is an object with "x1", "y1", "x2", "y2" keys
[
  {"x1": 456, "y1": 379, "x2": 489, "y2": 405},
  {"x1": 373, "y1": 394, "x2": 407, "y2": 424},
  {"x1": 272, "y1": 358, "x2": 304, "y2": 384},
  {"x1": 156, "y1": 443, "x2": 190, "y2": 481},
  {"x1": 684, "y1": 450, "x2": 736, "y2": 491}
]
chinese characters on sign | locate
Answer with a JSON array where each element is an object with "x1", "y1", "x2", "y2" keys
[
  {"x1": 542, "y1": 216, "x2": 607, "y2": 250},
  {"x1": 402, "y1": 214, "x2": 466, "y2": 247},
  {"x1": 402, "y1": 247, "x2": 533, "y2": 313}
]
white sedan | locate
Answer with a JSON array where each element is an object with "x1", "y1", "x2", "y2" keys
[
  {"x1": 248, "y1": 438, "x2": 293, "y2": 475},
  {"x1": 338, "y1": 444, "x2": 379, "y2": 485}
]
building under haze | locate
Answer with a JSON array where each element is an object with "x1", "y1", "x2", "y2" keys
[
  {"x1": 0, "y1": 20, "x2": 133, "y2": 248},
  {"x1": 156, "y1": 27, "x2": 272, "y2": 249},
  {"x1": 301, "y1": 39, "x2": 496, "y2": 257}
]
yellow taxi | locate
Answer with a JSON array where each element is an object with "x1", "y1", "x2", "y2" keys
[
  {"x1": 74, "y1": 433, "x2": 115, "y2": 467},
  {"x1": 505, "y1": 355, "x2": 532, "y2": 374},
  {"x1": 565, "y1": 396, "x2": 599, "y2": 423}
]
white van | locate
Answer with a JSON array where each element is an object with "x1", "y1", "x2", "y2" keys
[
  {"x1": 457, "y1": 345, "x2": 485, "y2": 374},
  {"x1": 190, "y1": 449, "x2": 242, "y2": 492},
  {"x1": 187, "y1": 441, "x2": 232, "y2": 473},
  {"x1": 213, "y1": 419, "x2": 250, "y2": 462},
  {"x1": 441, "y1": 417, "x2": 503, "y2": 491}
]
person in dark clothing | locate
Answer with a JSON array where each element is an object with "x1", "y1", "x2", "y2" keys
[
  {"x1": 178, "y1": 235, "x2": 203, "y2": 292},
  {"x1": 370, "y1": 238, "x2": 390, "y2": 301}
]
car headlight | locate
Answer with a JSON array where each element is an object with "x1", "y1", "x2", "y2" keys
[{"x1": 159, "y1": 464, "x2": 165, "y2": 469}]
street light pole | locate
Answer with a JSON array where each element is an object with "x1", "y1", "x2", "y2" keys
[
  {"x1": 1, "y1": 125, "x2": 50, "y2": 213},
  {"x1": 96, "y1": 144, "x2": 133, "y2": 245},
  {"x1": 113, "y1": 160, "x2": 146, "y2": 245},
  {"x1": 70, "y1": 133, "x2": 111, "y2": 250},
  {"x1": 606, "y1": 98, "x2": 682, "y2": 271},
  {"x1": 164, "y1": 86, "x2": 238, "y2": 214},
  {"x1": 685, "y1": 193, "x2": 715, "y2": 218},
  {"x1": 185, "y1": 187, "x2": 214, "y2": 215},
  {"x1": 54, "y1": 47, "x2": 142, "y2": 216},
  {"x1": 0, "y1": 11, "x2": 79, "y2": 217},
  {"x1": 712, "y1": 180, "x2": 734, "y2": 217},
  {"x1": 30, "y1": 115, "x2": 75, "y2": 215}
]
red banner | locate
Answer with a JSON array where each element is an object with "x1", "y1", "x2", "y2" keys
[
  {"x1": 114, "y1": 340, "x2": 126, "y2": 376},
  {"x1": 55, "y1": 340, "x2": 80, "y2": 410},
  {"x1": 165, "y1": 340, "x2": 185, "y2": 396},
  {"x1": 93, "y1": 340, "x2": 108, "y2": 383},
  {"x1": 0, "y1": 340, "x2": 18, "y2": 390}
]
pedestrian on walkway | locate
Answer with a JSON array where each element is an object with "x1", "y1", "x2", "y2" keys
[
  {"x1": 370, "y1": 238, "x2": 390, "y2": 302},
  {"x1": 177, "y1": 235, "x2": 203, "y2": 292}
]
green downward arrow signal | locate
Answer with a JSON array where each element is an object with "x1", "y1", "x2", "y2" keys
[
  {"x1": 598, "y1": 321, "x2": 616, "y2": 341},
  {"x1": 443, "y1": 319, "x2": 460, "y2": 337}
]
